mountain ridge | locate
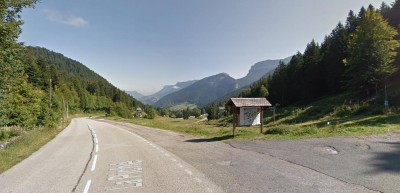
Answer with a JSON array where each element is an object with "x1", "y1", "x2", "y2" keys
[{"x1": 153, "y1": 57, "x2": 290, "y2": 108}]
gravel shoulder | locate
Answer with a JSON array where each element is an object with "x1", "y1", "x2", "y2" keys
[
  {"x1": 229, "y1": 132, "x2": 400, "y2": 193},
  {"x1": 99, "y1": 119, "x2": 399, "y2": 193}
]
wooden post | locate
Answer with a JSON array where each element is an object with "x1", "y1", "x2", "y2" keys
[
  {"x1": 232, "y1": 107, "x2": 236, "y2": 138},
  {"x1": 260, "y1": 107, "x2": 263, "y2": 133},
  {"x1": 273, "y1": 106, "x2": 276, "y2": 123}
]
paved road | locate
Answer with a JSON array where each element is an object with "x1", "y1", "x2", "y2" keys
[
  {"x1": 229, "y1": 134, "x2": 400, "y2": 193},
  {"x1": 1, "y1": 118, "x2": 397, "y2": 193},
  {"x1": 0, "y1": 118, "x2": 223, "y2": 193},
  {"x1": 97, "y1": 119, "x2": 384, "y2": 193}
]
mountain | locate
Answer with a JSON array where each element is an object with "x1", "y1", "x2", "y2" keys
[
  {"x1": 126, "y1": 91, "x2": 145, "y2": 100},
  {"x1": 238, "y1": 57, "x2": 292, "y2": 87},
  {"x1": 209, "y1": 57, "x2": 293, "y2": 105},
  {"x1": 154, "y1": 57, "x2": 291, "y2": 108},
  {"x1": 154, "y1": 73, "x2": 238, "y2": 107},
  {"x1": 140, "y1": 80, "x2": 197, "y2": 104},
  {"x1": 26, "y1": 46, "x2": 144, "y2": 117}
]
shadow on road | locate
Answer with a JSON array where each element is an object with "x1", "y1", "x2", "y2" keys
[
  {"x1": 185, "y1": 135, "x2": 233, "y2": 143},
  {"x1": 369, "y1": 142, "x2": 400, "y2": 173}
]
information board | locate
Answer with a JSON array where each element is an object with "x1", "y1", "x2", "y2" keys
[{"x1": 239, "y1": 107, "x2": 260, "y2": 126}]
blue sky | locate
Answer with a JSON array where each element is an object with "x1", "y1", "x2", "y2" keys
[{"x1": 19, "y1": 0, "x2": 394, "y2": 95}]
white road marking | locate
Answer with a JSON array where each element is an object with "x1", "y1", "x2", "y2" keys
[
  {"x1": 185, "y1": 169, "x2": 193, "y2": 176},
  {"x1": 108, "y1": 160, "x2": 143, "y2": 190},
  {"x1": 164, "y1": 153, "x2": 170, "y2": 157},
  {"x1": 83, "y1": 180, "x2": 91, "y2": 193},
  {"x1": 91, "y1": 155, "x2": 98, "y2": 172},
  {"x1": 95, "y1": 138, "x2": 98, "y2": 144},
  {"x1": 177, "y1": 163, "x2": 183, "y2": 168},
  {"x1": 170, "y1": 158, "x2": 177, "y2": 162},
  {"x1": 96, "y1": 144, "x2": 99, "y2": 153}
]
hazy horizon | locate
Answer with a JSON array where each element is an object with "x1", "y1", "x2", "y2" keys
[{"x1": 19, "y1": 0, "x2": 394, "y2": 95}]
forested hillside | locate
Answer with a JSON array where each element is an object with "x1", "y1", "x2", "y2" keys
[
  {"x1": 240, "y1": 3, "x2": 400, "y2": 107},
  {"x1": 25, "y1": 46, "x2": 146, "y2": 118},
  {"x1": 0, "y1": 1, "x2": 150, "y2": 129}
]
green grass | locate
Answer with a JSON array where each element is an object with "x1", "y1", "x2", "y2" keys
[
  {"x1": 0, "y1": 125, "x2": 64, "y2": 173},
  {"x1": 168, "y1": 103, "x2": 198, "y2": 111},
  {"x1": 0, "y1": 113, "x2": 100, "y2": 174},
  {"x1": 106, "y1": 93, "x2": 400, "y2": 141},
  {"x1": 108, "y1": 113, "x2": 400, "y2": 142}
]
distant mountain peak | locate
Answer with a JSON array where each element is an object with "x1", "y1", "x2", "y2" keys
[
  {"x1": 237, "y1": 56, "x2": 291, "y2": 87},
  {"x1": 126, "y1": 91, "x2": 146, "y2": 100},
  {"x1": 150, "y1": 56, "x2": 291, "y2": 108},
  {"x1": 137, "y1": 80, "x2": 197, "y2": 104}
]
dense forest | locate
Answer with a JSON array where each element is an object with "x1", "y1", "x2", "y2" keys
[
  {"x1": 205, "y1": 2, "x2": 400, "y2": 119},
  {"x1": 226, "y1": 3, "x2": 398, "y2": 109},
  {"x1": 0, "y1": 1, "x2": 154, "y2": 129}
]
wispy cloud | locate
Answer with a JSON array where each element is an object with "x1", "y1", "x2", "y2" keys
[{"x1": 42, "y1": 9, "x2": 88, "y2": 27}]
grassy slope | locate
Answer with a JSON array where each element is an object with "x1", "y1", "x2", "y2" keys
[
  {"x1": 108, "y1": 92, "x2": 400, "y2": 141},
  {"x1": 168, "y1": 103, "x2": 198, "y2": 111}
]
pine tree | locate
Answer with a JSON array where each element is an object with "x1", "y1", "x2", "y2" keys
[{"x1": 345, "y1": 7, "x2": 400, "y2": 94}]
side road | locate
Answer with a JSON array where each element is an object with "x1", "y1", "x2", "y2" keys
[{"x1": 99, "y1": 119, "x2": 399, "y2": 193}]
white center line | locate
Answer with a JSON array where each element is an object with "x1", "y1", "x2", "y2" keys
[
  {"x1": 95, "y1": 144, "x2": 99, "y2": 153},
  {"x1": 83, "y1": 180, "x2": 91, "y2": 193},
  {"x1": 91, "y1": 155, "x2": 98, "y2": 172}
]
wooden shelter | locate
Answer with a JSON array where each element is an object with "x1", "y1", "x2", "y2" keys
[{"x1": 227, "y1": 98, "x2": 272, "y2": 137}]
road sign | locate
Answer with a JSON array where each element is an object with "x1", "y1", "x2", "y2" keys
[{"x1": 384, "y1": 100, "x2": 388, "y2": 107}]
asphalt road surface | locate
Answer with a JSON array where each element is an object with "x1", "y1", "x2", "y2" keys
[
  {"x1": 1, "y1": 118, "x2": 398, "y2": 193},
  {"x1": 0, "y1": 118, "x2": 223, "y2": 193}
]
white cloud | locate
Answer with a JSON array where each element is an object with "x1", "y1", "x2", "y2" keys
[{"x1": 42, "y1": 9, "x2": 88, "y2": 27}]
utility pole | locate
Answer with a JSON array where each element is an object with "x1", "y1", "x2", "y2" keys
[
  {"x1": 62, "y1": 96, "x2": 66, "y2": 121},
  {"x1": 66, "y1": 102, "x2": 69, "y2": 119},
  {"x1": 384, "y1": 80, "x2": 388, "y2": 113},
  {"x1": 49, "y1": 78, "x2": 52, "y2": 109}
]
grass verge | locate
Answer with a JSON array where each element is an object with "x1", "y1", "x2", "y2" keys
[
  {"x1": 105, "y1": 112, "x2": 400, "y2": 141},
  {"x1": 0, "y1": 113, "x2": 101, "y2": 174},
  {"x1": 0, "y1": 125, "x2": 65, "y2": 173}
]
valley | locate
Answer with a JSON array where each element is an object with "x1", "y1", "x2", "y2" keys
[{"x1": 1, "y1": 1, "x2": 400, "y2": 193}]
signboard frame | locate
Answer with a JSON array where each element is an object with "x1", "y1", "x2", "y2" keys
[{"x1": 239, "y1": 107, "x2": 261, "y2": 126}]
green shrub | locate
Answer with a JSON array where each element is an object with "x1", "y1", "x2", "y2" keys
[
  {"x1": 0, "y1": 128, "x2": 21, "y2": 140},
  {"x1": 292, "y1": 126, "x2": 318, "y2": 136},
  {"x1": 265, "y1": 126, "x2": 291, "y2": 135}
]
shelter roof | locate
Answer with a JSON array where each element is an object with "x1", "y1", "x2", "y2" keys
[{"x1": 227, "y1": 98, "x2": 272, "y2": 107}]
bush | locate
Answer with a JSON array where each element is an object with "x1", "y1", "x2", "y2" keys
[
  {"x1": 265, "y1": 126, "x2": 291, "y2": 135},
  {"x1": 145, "y1": 108, "x2": 157, "y2": 119},
  {"x1": 292, "y1": 126, "x2": 318, "y2": 136},
  {"x1": 0, "y1": 128, "x2": 21, "y2": 140}
]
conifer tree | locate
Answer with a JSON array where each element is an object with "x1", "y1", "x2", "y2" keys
[{"x1": 345, "y1": 7, "x2": 400, "y2": 94}]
